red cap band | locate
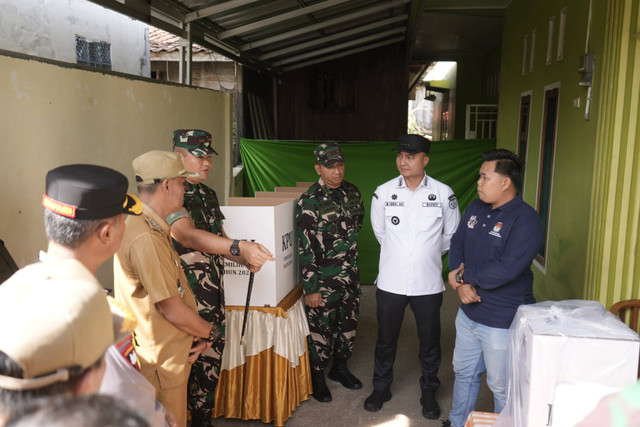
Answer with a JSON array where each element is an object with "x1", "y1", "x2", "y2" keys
[{"x1": 42, "y1": 194, "x2": 77, "y2": 218}]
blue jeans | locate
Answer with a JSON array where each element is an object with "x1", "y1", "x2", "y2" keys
[{"x1": 448, "y1": 309, "x2": 509, "y2": 427}]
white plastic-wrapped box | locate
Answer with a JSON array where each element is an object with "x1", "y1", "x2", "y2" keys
[
  {"x1": 221, "y1": 197, "x2": 299, "y2": 307},
  {"x1": 495, "y1": 300, "x2": 640, "y2": 427}
]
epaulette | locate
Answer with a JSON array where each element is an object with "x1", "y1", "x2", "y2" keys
[{"x1": 145, "y1": 216, "x2": 164, "y2": 235}]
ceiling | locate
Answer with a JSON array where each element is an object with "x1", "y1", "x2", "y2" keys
[{"x1": 89, "y1": 0, "x2": 510, "y2": 79}]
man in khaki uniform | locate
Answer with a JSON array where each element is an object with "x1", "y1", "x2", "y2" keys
[{"x1": 114, "y1": 150, "x2": 218, "y2": 427}]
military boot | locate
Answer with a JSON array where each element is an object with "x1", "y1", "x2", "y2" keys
[
  {"x1": 327, "y1": 359, "x2": 362, "y2": 389},
  {"x1": 190, "y1": 410, "x2": 213, "y2": 426},
  {"x1": 311, "y1": 370, "x2": 332, "y2": 402}
]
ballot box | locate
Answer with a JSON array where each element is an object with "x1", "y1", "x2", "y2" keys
[
  {"x1": 496, "y1": 300, "x2": 640, "y2": 427},
  {"x1": 220, "y1": 197, "x2": 298, "y2": 307}
]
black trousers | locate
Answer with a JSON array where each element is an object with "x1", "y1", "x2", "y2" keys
[{"x1": 372, "y1": 288, "x2": 443, "y2": 393}]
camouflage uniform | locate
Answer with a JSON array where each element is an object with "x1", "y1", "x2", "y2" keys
[
  {"x1": 296, "y1": 178, "x2": 364, "y2": 372},
  {"x1": 169, "y1": 129, "x2": 225, "y2": 416},
  {"x1": 171, "y1": 181, "x2": 226, "y2": 414}
]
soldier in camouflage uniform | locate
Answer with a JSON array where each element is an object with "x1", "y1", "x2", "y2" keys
[
  {"x1": 296, "y1": 143, "x2": 365, "y2": 403},
  {"x1": 168, "y1": 129, "x2": 274, "y2": 426}
]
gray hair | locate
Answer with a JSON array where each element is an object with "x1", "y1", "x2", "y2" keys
[{"x1": 43, "y1": 210, "x2": 102, "y2": 249}]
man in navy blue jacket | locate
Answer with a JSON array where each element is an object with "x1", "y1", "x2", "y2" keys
[{"x1": 442, "y1": 149, "x2": 543, "y2": 427}]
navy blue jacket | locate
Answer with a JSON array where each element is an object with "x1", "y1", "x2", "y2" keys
[{"x1": 449, "y1": 195, "x2": 543, "y2": 329}]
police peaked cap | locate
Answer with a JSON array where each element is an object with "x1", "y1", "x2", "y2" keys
[{"x1": 43, "y1": 164, "x2": 142, "y2": 220}]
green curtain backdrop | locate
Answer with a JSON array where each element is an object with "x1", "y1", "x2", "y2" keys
[{"x1": 240, "y1": 138, "x2": 496, "y2": 284}]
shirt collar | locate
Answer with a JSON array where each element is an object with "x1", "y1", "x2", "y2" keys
[
  {"x1": 142, "y1": 202, "x2": 171, "y2": 235},
  {"x1": 491, "y1": 194, "x2": 523, "y2": 212},
  {"x1": 397, "y1": 173, "x2": 428, "y2": 189},
  {"x1": 318, "y1": 177, "x2": 343, "y2": 194}
]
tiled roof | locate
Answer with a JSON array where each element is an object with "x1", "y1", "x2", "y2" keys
[{"x1": 149, "y1": 26, "x2": 209, "y2": 53}]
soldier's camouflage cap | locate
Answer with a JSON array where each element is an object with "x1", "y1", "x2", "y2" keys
[
  {"x1": 172, "y1": 129, "x2": 218, "y2": 158},
  {"x1": 314, "y1": 143, "x2": 344, "y2": 167}
]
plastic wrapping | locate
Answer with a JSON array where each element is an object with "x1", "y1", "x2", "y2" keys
[{"x1": 494, "y1": 300, "x2": 640, "y2": 427}]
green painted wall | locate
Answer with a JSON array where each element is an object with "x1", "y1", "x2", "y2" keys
[{"x1": 497, "y1": 0, "x2": 607, "y2": 301}]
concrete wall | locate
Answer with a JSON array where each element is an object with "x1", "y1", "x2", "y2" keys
[
  {"x1": 0, "y1": 52, "x2": 231, "y2": 286},
  {"x1": 0, "y1": 0, "x2": 150, "y2": 76},
  {"x1": 497, "y1": 0, "x2": 606, "y2": 300}
]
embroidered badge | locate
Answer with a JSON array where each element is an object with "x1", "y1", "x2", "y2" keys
[
  {"x1": 448, "y1": 194, "x2": 458, "y2": 209},
  {"x1": 428, "y1": 194, "x2": 436, "y2": 201},
  {"x1": 467, "y1": 215, "x2": 477, "y2": 229},
  {"x1": 489, "y1": 221, "x2": 503, "y2": 238},
  {"x1": 391, "y1": 216, "x2": 400, "y2": 225},
  {"x1": 391, "y1": 194, "x2": 398, "y2": 200}
]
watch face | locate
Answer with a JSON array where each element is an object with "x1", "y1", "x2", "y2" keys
[
  {"x1": 230, "y1": 240, "x2": 240, "y2": 256},
  {"x1": 455, "y1": 271, "x2": 463, "y2": 283}
]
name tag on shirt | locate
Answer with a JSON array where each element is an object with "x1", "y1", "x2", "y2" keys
[
  {"x1": 385, "y1": 201, "x2": 405, "y2": 207},
  {"x1": 422, "y1": 202, "x2": 442, "y2": 208}
]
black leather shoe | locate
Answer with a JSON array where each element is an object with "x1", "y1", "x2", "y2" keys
[
  {"x1": 327, "y1": 359, "x2": 362, "y2": 389},
  {"x1": 420, "y1": 389, "x2": 441, "y2": 419},
  {"x1": 311, "y1": 370, "x2": 332, "y2": 403},
  {"x1": 441, "y1": 420, "x2": 452, "y2": 427},
  {"x1": 363, "y1": 389, "x2": 392, "y2": 412}
]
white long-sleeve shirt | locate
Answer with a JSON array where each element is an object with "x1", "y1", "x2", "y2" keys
[{"x1": 371, "y1": 174, "x2": 460, "y2": 296}]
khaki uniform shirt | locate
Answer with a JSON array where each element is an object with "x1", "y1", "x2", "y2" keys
[{"x1": 114, "y1": 202, "x2": 197, "y2": 389}]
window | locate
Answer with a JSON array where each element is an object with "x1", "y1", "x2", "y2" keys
[
  {"x1": 529, "y1": 29, "x2": 536, "y2": 73},
  {"x1": 536, "y1": 87, "x2": 559, "y2": 268},
  {"x1": 522, "y1": 34, "x2": 528, "y2": 75},
  {"x1": 517, "y1": 94, "x2": 532, "y2": 194},
  {"x1": 557, "y1": 8, "x2": 567, "y2": 61},
  {"x1": 465, "y1": 104, "x2": 498, "y2": 139},
  {"x1": 75, "y1": 35, "x2": 111, "y2": 70},
  {"x1": 546, "y1": 16, "x2": 555, "y2": 65}
]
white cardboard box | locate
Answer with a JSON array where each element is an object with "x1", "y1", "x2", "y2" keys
[
  {"x1": 221, "y1": 197, "x2": 298, "y2": 307},
  {"x1": 512, "y1": 302, "x2": 640, "y2": 426}
]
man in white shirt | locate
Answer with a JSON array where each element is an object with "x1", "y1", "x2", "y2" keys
[{"x1": 365, "y1": 134, "x2": 460, "y2": 419}]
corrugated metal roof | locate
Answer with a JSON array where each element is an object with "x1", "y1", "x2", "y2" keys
[{"x1": 89, "y1": 0, "x2": 509, "y2": 76}]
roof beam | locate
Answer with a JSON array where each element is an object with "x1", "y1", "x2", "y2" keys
[
  {"x1": 185, "y1": 0, "x2": 262, "y2": 23},
  {"x1": 258, "y1": 14, "x2": 408, "y2": 60},
  {"x1": 283, "y1": 37, "x2": 405, "y2": 71},
  {"x1": 218, "y1": 0, "x2": 351, "y2": 40},
  {"x1": 273, "y1": 27, "x2": 406, "y2": 66},
  {"x1": 240, "y1": 0, "x2": 410, "y2": 51}
]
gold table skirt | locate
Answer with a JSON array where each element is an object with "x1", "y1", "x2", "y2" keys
[{"x1": 214, "y1": 285, "x2": 311, "y2": 426}]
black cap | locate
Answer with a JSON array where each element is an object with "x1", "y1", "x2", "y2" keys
[
  {"x1": 392, "y1": 134, "x2": 431, "y2": 154},
  {"x1": 43, "y1": 165, "x2": 142, "y2": 220}
]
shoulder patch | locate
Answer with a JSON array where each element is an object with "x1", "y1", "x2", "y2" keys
[
  {"x1": 166, "y1": 208, "x2": 190, "y2": 226},
  {"x1": 448, "y1": 194, "x2": 458, "y2": 209}
]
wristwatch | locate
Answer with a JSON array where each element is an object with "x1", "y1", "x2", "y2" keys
[
  {"x1": 206, "y1": 326, "x2": 220, "y2": 343},
  {"x1": 455, "y1": 270, "x2": 464, "y2": 284},
  {"x1": 230, "y1": 239, "x2": 241, "y2": 256}
]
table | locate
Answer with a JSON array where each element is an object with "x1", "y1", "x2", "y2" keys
[{"x1": 214, "y1": 285, "x2": 311, "y2": 426}]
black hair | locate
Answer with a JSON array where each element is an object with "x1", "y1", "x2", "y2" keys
[{"x1": 481, "y1": 149, "x2": 525, "y2": 189}]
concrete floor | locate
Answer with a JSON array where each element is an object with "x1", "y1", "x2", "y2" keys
[{"x1": 213, "y1": 284, "x2": 493, "y2": 427}]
